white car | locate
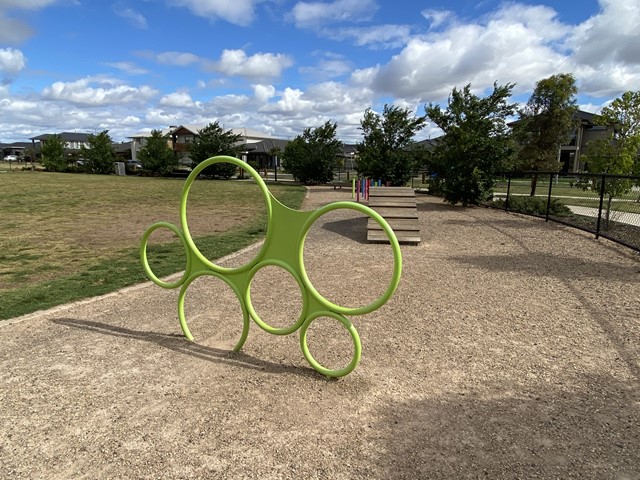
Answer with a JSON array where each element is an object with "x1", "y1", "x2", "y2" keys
[{"x1": 4, "y1": 155, "x2": 18, "y2": 162}]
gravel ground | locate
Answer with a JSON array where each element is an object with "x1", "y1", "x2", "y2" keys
[{"x1": 1, "y1": 186, "x2": 639, "y2": 479}]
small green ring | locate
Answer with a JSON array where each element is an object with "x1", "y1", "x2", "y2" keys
[
  {"x1": 299, "y1": 311, "x2": 362, "y2": 378},
  {"x1": 177, "y1": 271, "x2": 250, "y2": 352},
  {"x1": 140, "y1": 221, "x2": 191, "y2": 289},
  {"x1": 245, "y1": 259, "x2": 309, "y2": 335}
]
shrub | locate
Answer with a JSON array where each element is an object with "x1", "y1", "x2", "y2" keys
[{"x1": 493, "y1": 196, "x2": 572, "y2": 216}]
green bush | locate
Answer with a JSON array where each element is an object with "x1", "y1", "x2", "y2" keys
[{"x1": 493, "y1": 196, "x2": 572, "y2": 216}]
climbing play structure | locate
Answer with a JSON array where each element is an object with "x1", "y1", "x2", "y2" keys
[{"x1": 140, "y1": 156, "x2": 402, "y2": 377}]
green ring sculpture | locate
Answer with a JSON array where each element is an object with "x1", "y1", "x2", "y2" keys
[{"x1": 140, "y1": 155, "x2": 402, "y2": 377}]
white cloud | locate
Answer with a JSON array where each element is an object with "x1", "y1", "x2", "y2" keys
[
  {"x1": 169, "y1": 0, "x2": 257, "y2": 26},
  {"x1": 253, "y1": 84, "x2": 276, "y2": 102},
  {"x1": 211, "y1": 49, "x2": 293, "y2": 80},
  {"x1": 113, "y1": 5, "x2": 148, "y2": 29},
  {"x1": 369, "y1": 4, "x2": 571, "y2": 102},
  {"x1": 155, "y1": 51, "x2": 201, "y2": 66},
  {"x1": 292, "y1": 0, "x2": 378, "y2": 28},
  {"x1": 421, "y1": 9, "x2": 454, "y2": 29},
  {"x1": 159, "y1": 91, "x2": 203, "y2": 108},
  {"x1": 299, "y1": 52, "x2": 353, "y2": 79},
  {"x1": 41, "y1": 76, "x2": 159, "y2": 106},
  {"x1": 322, "y1": 24, "x2": 413, "y2": 49},
  {"x1": 105, "y1": 61, "x2": 149, "y2": 75},
  {"x1": 0, "y1": 47, "x2": 26, "y2": 76}
]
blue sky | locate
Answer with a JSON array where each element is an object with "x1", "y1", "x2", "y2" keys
[{"x1": 0, "y1": 0, "x2": 638, "y2": 144}]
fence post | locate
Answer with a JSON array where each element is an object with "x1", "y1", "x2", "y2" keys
[
  {"x1": 545, "y1": 173, "x2": 553, "y2": 221},
  {"x1": 595, "y1": 174, "x2": 606, "y2": 239},
  {"x1": 505, "y1": 173, "x2": 511, "y2": 211}
]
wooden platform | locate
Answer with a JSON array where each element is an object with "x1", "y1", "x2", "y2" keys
[{"x1": 366, "y1": 187, "x2": 421, "y2": 244}]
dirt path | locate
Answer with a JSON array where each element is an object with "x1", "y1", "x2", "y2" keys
[{"x1": 1, "y1": 187, "x2": 639, "y2": 479}]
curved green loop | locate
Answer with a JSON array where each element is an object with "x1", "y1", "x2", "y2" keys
[
  {"x1": 140, "y1": 221, "x2": 191, "y2": 289},
  {"x1": 177, "y1": 271, "x2": 250, "y2": 352},
  {"x1": 298, "y1": 201, "x2": 403, "y2": 316},
  {"x1": 141, "y1": 156, "x2": 404, "y2": 377},
  {"x1": 299, "y1": 311, "x2": 362, "y2": 378},
  {"x1": 179, "y1": 156, "x2": 273, "y2": 275},
  {"x1": 245, "y1": 259, "x2": 309, "y2": 336}
]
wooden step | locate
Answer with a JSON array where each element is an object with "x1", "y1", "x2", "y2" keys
[
  {"x1": 367, "y1": 218, "x2": 420, "y2": 232},
  {"x1": 369, "y1": 207, "x2": 418, "y2": 219},
  {"x1": 369, "y1": 197, "x2": 416, "y2": 208},
  {"x1": 367, "y1": 230, "x2": 421, "y2": 243},
  {"x1": 368, "y1": 187, "x2": 414, "y2": 197},
  {"x1": 366, "y1": 186, "x2": 421, "y2": 244}
]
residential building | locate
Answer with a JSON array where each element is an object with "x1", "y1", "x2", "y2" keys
[
  {"x1": 128, "y1": 125, "x2": 276, "y2": 165},
  {"x1": 30, "y1": 132, "x2": 92, "y2": 152},
  {"x1": 559, "y1": 110, "x2": 610, "y2": 173},
  {"x1": 1, "y1": 141, "x2": 31, "y2": 160},
  {"x1": 509, "y1": 110, "x2": 611, "y2": 173},
  {"x1": 128, "y1": 128, "x2": 173, "y2": 162}
]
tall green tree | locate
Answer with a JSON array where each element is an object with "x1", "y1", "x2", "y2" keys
[
  {"x1": 426, "y1": 82, "x2": 517, "y2": 206},
  {"x1": 357, "y1": 104, "x2": 426, "y2": 186},
  {"x1": 282, "y1": 121, "x2": 342, "y2": 184},
  {"x1": 81, "y1": 130, "x2": 116, "y2": 174},
  {"x1": 587, "y1": 91, "x2": 640, "y2": 175},
  {"x1": 513, "y1": 73, "x2": 578, "y2": 195},
  {"x1": 189, "y1": 122, "x2": 242, "y2": 178},
  {"x1": 582, "y1": 90, "x2": 640, "y2": 226},
  {"x1": 40, "y1": 134, "x2": 66, "y2": 172},
  {"x1": 137, "y1": 130, "x2": 177, "y2": 175}
]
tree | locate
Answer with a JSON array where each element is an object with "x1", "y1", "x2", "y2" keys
[
  {"x1": 137, "y1": 130, "x2": 177, "y2": 175},
  {"x1": 282, "y1": 121, "x2": 342, "y2": 184},
  {"x1": 189, "y1": 122, "x2": 242, "y2": 178},
  {"x1": 81, "y1": 130, "x2": 116, "y2": 174},
  {"x1": 513, "y1": 73, "x2": 578, "y2": 195},
  {"x1": 582, "y1": 90, "x2": 640, "y2": 226},
  {"x1": 425, "y1": 82, "x2": 517, "y2": 206},
  {"x1": 357, "y1": 104, "x2": 426, "y2": 186},
  {"x1": 40, "y1": 134, "x2": 66, "y2": 172}
]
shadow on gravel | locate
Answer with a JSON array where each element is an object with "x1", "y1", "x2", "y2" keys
[
  {"x1": 321, "y1": 216, "x2": 368, "y2": 244},
  {"x1": 372, "y1": 375, "x2": 640, "y2": 479},
  {"x1": 416, "y1": 199, "x2": 464, "y2": 213},
  {"x1": 52, "y1": 318, "x2": 318, "y2": 379},
  {"x1": 449, "y1": 252, "x2": 639, "y2": 282}
]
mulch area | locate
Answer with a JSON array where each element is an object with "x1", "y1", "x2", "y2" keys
[{"x1": 1, "y1": 186, "x2": 639, "y2": 479}]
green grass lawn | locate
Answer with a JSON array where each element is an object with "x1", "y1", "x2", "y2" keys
[{"x1": 0, "y1": 170, "x2": 306, "y2": 320}]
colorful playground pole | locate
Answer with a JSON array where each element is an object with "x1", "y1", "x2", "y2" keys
[{"x1": 351, "y1": 178, "x2": 355, "y2": 199}]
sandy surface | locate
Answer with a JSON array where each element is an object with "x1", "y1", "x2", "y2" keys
[{"x1": 1, "y1": 186, "x2": 639, "y2": 479}]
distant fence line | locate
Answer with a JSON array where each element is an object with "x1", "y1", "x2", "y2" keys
[{"x1": 416, "y1": 171, "x2": 640, "y2": 252}]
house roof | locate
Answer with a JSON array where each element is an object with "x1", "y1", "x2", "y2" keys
[
  {"x1": 30, "y1": 132, "x2": 92, "y2": 142},
  {"x1": 169, "y1": 124, "x2": 274, "y2": 140},
  {"x1": 0, "y1": 142, "x2": 30, "y2": 149},
  {"x1": 242, "y1": 138, "x2": 289, "y2": 154},
  {"x1": 508, "y1": 109, "x2": 597, "y2": 127},
  {"x1": 128, "y1": 128, "x2": 173, "y2": 139}
]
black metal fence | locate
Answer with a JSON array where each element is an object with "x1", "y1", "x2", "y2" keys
[{"x1": 481, "y1": 172, "x2": 640, "y2": 252}]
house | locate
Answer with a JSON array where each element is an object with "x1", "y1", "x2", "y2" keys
[
  {"x1": 128, "y1": 128, "x2": 173, "y2": 162},
  {"x1": 509, "y1": 110, "x2": 611, "y2": 173},
  {"x1": 1, "y1": 141, "x2": 31, "y2": 160},
  {"x1": 559, "y1": 110, "x2": 610, "y2": 173},
  {"x1": 243, "y1": 138, "x2": 290, "y2": 170},
  {"x1": 128, "y1": 125, "x2": 275, "y2": 165},
  {"x1": 30, "y1": 132, "x2": 92, "y2": 152}
]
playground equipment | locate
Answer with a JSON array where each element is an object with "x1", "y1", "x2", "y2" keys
[{"x1": 141, "y1": 156, "x2": 402, "y2": 378}]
